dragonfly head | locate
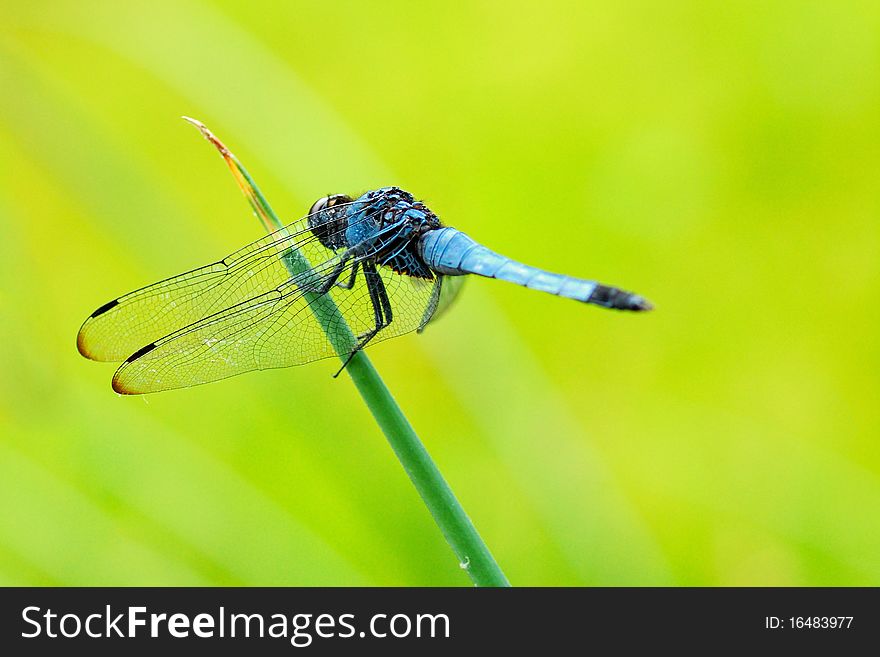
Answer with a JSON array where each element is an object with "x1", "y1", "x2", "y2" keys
[{"x1": 308, "y1": 194, "x2": 352, "y2": 251}]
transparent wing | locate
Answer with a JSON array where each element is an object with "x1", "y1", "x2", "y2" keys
[
  {"x1": 77, "y1": 198, "x2": 376, "y2": 362},
  {"x1": 420, "y1": 274, "x2": 465, "y2": 331},
  {"x1": 111, "y1": 253, "x2": 440, "y2": 394}
]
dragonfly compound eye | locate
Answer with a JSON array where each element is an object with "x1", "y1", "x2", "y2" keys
[{"x1": 308, "y1": 194, "x2": 352, "y2": 251}]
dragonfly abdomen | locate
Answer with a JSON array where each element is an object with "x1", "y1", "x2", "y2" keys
[{"x1": 419, "y1": 227, "x2": 651, "y2": 311}]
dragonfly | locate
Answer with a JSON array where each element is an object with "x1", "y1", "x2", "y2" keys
[{"x1": 78, "y1": 187, "x2": 652, "y2": 394}]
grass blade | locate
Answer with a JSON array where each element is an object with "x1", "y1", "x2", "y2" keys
[{"x1": 183, "y1": 117, "x2": 510, "y2": 587}]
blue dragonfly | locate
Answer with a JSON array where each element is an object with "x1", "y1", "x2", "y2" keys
[{"x1": 78, "y1": 187, "x2": 652, "y2": 393}]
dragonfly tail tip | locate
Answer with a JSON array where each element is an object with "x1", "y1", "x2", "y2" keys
[
  {"x1": 631, "y1": 295, "x2": 654, "y2": 311},
  {"x1": 589, "y1": 285, "x2": 654, "y2": 311}
]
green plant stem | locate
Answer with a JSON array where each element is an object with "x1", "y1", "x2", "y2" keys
[
  {"x1": 186, "y1": 118, "x2": 510, "y2": 587},
  {"x1": 345, "y1": 358, "x2": 510, "y2": 586}
]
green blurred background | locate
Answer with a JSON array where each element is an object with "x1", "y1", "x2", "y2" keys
[{"x1": 1, "y1": 0, "x2": 877, "y2": 586}]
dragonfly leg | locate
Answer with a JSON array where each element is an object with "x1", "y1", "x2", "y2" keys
[
  {"x1": 311, "y1": 253, "x2": 353, "y2": 295},
  {"x1": 373, "y1": 266, "x2": 393, "y2": 325},
  {"x1": 315, "y1": 241, "x2": 372, "y2": 294},
  {"x1": 358, "y1": 261, "x2": 393, "y2": 340},
  {"x1": 333, "y1": 261, "x2": 391, "y2": 377},
  {"x1": 334, "y1": 262, "x2": 360, "y2": 290}
]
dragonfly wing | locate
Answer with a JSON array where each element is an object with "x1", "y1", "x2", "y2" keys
[
  {"x1": 111, "y1": 267, "x2": 344, "y2": 394},
  {"x1": 112, "y1": 256, "x2": 440, "y2": 394},
  {"x1": 77, "y1": 196, "x2": 394, "y2": 362},
  {"x1": 418, "y1": 275, "x2": 444, "y2": 332},
  {"x1": 76, "y1": 210, "x2": 354, "y2": 362},
  {"x1": 420, "y1": 274, "x2": 465, "y2": 331}
]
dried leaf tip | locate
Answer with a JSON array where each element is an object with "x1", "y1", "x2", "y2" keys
[{"x1": 181, "y1": 116, "x2": 230, "y2": 156}]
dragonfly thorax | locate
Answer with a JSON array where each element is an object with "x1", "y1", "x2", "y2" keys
[
  {"x1": 310, "y1": 187, "x2": 442, "y2": 279},
  {"x1": 354, "y1": 187, "x2": 442, "y2": 279}
]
